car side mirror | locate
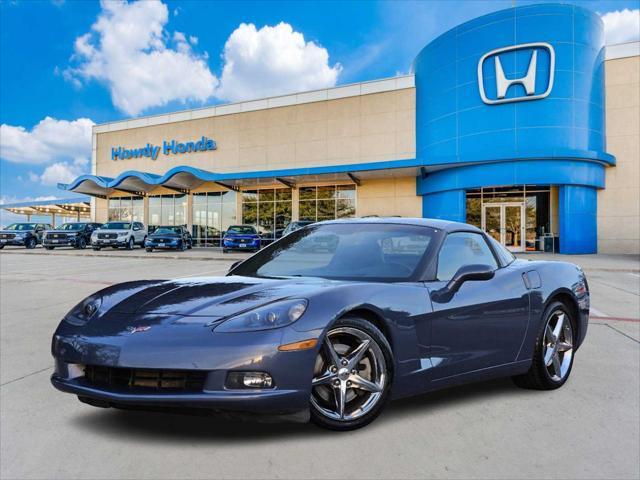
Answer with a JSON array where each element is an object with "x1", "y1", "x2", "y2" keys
[
  {"x1": 431, "y1": 264, "x2": 495, "y2": 303},
  {"x1": 228, "y1": 260, "x2": 242, "y2": 274}
]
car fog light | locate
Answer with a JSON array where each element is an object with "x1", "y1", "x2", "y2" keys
[{"x1": 226, "y1": 372, "x2": 273, "y2": 389}]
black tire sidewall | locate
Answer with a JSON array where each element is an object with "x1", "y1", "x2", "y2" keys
[
  {"x1": 127, "y1": 237, "x2": 134, "y2": 250},
  {"x1": 26, "y1": 238, "x2": 36, "y2": 249},
  {"x1": 310, "y1": 316, "x2": 394, "y2": 431}
]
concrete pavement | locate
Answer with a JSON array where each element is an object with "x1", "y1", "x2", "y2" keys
[{"x1": 1, "y1": 251, "x2": 638, "y2": 479}]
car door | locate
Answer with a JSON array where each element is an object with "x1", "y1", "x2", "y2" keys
[
  {"x1": 132, "y1": 222, "x2": 142, "y2": 242},
  {"x1": 427, "y1": 231, "x2": 529, "y2": 380}
]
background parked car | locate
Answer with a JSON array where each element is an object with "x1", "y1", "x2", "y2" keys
[
  {"x1": 222, "y1": 225, "x2": 261, "y2": 253},
  {"x1": 43, "y1": 222, "x2": 102, "y2": 250},
  {"x1": 145, "y1": 225, "x2": 192, "y2": 252},
  {"x1": 0, "y1": 223, "x2": 50, "y2": 249},
  {"x1": 90, "y1": 221, "x2": 147, "y2": 251},
  {"x1": 282, "y1": 220, "x2": 315, "y2": 237}
]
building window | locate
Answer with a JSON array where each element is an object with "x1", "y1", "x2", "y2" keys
[
  {"x1": 149, "y1": 194, "x2": 187, "y2": 232},
  {"x1": 242, "y1": 188, "x2": 292, "y2": 241},
  {"x1": 192, "y1": 191, "x2": 237, "y2": 247},
  {"x1": 107, "y1": 196, "x2": 143, "y2": 222},
  {"x1": 299, "y1": 185, "x2": 356, "y2": 222}
]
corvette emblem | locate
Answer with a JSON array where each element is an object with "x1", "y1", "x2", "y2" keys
[{"x1": 127, "y1": 326, "x2": 151, "y2": 334}]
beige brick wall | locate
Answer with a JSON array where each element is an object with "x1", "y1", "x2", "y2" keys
[
  {"x1": 600, "y1": 55, "x2": 640, "y2": 254},
  {"x1": 357, "y1": 177, "x2": 421, "y2": 218},
  {"x1": 95, "y1": 89, "x2": 416, "y2": 179}
]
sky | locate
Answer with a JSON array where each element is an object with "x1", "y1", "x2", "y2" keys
[{"x1": 0, "y1": 0, "x2": 639, "y2": 225}]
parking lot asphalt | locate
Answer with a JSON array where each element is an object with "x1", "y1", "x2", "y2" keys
[{"x1": 1, "y1": 249, "x2": 638, "y2": 480}]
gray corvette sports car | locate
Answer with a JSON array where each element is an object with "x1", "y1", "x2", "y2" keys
[{"x1": 51, "y1": 218, "x2": 589, "y2": 430}]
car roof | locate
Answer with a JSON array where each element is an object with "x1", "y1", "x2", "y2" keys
[{"x1": 316, "y1": 217, "x2": 482, "y2": 233}]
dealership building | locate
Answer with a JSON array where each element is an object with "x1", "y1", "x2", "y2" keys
[{"x1": 3, "y1": 4, "x2": 638, "y2": 254}]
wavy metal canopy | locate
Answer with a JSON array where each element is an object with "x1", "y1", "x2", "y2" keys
[{"x1": 59, "y1": 161, "x2": 423, "y2": 197}]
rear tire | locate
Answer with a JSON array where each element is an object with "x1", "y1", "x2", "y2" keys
[
  {"x1": 310, "y1": 316, "x2": 393, "y2": 431},
  {"x1": 512, "y1": 301, "x2": 575, "y2": 390}
]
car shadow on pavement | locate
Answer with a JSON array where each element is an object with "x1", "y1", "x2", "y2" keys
[{"x1": 70, "y1": 378, "x2": 526, "y2": 442}]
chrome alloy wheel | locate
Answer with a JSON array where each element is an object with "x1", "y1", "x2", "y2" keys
[
  {"x1": 543, "y1": 310, "x2": 574, "y2": 382},
  {"x1": 311, "y1": 327, "x2": 387, "y2": 422}
]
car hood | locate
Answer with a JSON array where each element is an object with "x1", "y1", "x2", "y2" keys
[
  {"x1": 225, "y1": 233, "x2": 259, "y2": 239},
  {"x1": 149, "y1": 233, "x2": 180, "y2": 238},
  {"x1": 0, "y1": 229, "x2": 34, "y2": 234},
  {"x1": 46, "y1": 229, "x2": 80, "y2": 234},
  {"x1": 99, "y1": 275, "x2": 341, "y2": 318}
]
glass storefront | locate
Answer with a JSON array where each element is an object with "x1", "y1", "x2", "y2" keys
[
  {"x1": 242, "y1": 188, "x2": 292, "y2": 241},
  {"x1": 299, "y1": 185, "x2": 356, "y2": 222},
  {"x1": 466, "y1": 186, "x2": 551, "y2": 252},
  {"x1": 107, "y1": 196, "x2": 143, "y2": 222},
  {"x1": 192, "y1": 191, "x2": 237, "y2": 246},
  {"x1": 149, "y1": 194, "x2": 187, "y2": 233}
]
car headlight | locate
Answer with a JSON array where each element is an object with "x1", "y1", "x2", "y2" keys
[
  {"x1": 117, "y1": 232, "x2": 127, "y2": 237},
  {"x1": 64, "y1": 294, "x2": 102, "y2": 326},
  {"x1": 14, "y1": 233, "x2": 25, "y2": 238},
  {"x1": 215, "y1": 299, "x2": 308, "y2": 333}
]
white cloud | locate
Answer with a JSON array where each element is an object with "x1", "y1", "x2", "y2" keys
[
  {"x1": 215, "y1": 22, "x2": 341, "y2": 102},
  {"x1": 65, "y1": 0, "x2": 218, "y2": 115},
  {"x1": 0, "y1": 117, "x2": 93, "y2": 164},
  {"x1": 37, "y1": 161, "x2": 87, "y2": 186},
  {"x1": 601, "y1": 9, "x2": 640, "y2": 45}
]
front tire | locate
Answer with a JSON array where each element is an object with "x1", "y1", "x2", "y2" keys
[
  {"x1": 512, "y1": 301, "x2": 575, "y2": 390},
  {"x1": 26, "y1": 238, "x2": 37, "y2": 249},
  {"x1": 310, "y1": 316, "x2": 393, "y2": 431},
  {"x1": 126, "y1": 237, "x2": 134, "y2": 250},
  {"x1": 77, "y1": 238, "x2": 87, "y2": 249}
]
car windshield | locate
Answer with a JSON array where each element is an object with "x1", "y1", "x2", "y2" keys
[
  {"x1": 233, "y1": 223, "x2": 436, "y2": 281},
  {"x1": 58, "y1": 223, "x2": 85, "y2": 231},
  {"x1": 102, "y1": 222, "x2": 131, "y2": 230},
  {"x1": 5, "y1": 223, "x2": 36, "y2": 231},
  {"x1": 153, "y1": 227, "x2": 180, "y2": 235},
  {"x1": 227, "y1": 226, "x2": 257, "y2": 235}
]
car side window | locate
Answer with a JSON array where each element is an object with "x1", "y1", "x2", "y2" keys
[{"x1": 436, "y1": 232, "x2": 498, "y2": 281}]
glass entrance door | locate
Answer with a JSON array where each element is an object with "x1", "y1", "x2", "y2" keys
[{"x1": 482, "y1": 202, "x2": 525, "y2": 252}]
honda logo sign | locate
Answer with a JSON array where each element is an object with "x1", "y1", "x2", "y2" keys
[{"x1": 477, "y1": 42, "x2": 555, "y2": 105}]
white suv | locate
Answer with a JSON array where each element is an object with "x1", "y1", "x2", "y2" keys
[{"x1": 91, "y1": 221, "x2": 147, "y2": 251}]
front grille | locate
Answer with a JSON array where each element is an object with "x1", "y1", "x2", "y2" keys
[
  {"x1": 83, "y1": 365, "x2": 207, "y2": 392},
  {"x1": 98, "y1": 233, "x2": 117, "y2": 239},
  {"x1": 46, "y1": 233, "x2": 68, "y2": 240},
  {"x1": 0, "y1": 233, "x2": 15, "y2": 239}
]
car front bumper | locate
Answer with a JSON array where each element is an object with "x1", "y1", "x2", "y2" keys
[
  {"x1": 0, "y1": 238, "x2": 27, "y2": 246},
  {"x1": 44, "y1": 237, "x2": 79, "y2": 247},
  {"x1": 145, "y1": 240, "x2": 180, "y2": 249},
  {"x1": 91, "y1": 238, "x2": 128, "y2": 246},
  {"x1": 50, "y1": 321, "x2": 321, "y2": 417},
  {"x1": 223, "y1": 239, "x2": 260, "y2": 250}
]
